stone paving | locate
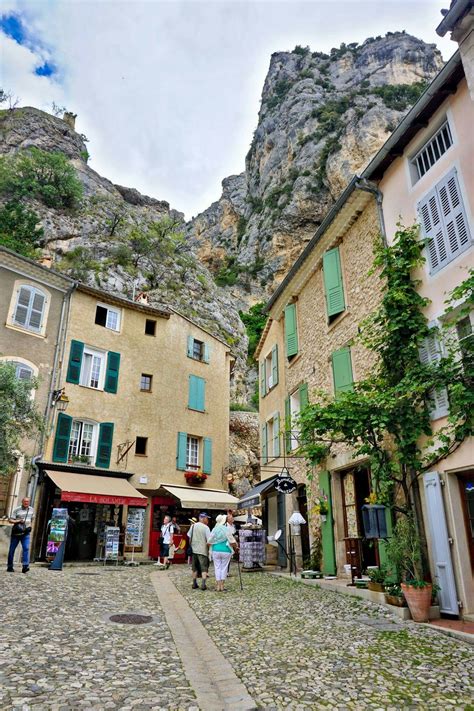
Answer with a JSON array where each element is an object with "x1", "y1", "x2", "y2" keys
[
  {"x1": 2, "y1": 563, "x2": 474, "y2": 710},
  {"x1": 1, "y1": 565, "x2": 197, "y2": 710},
  {"x1": 169, "y1": 565, "x2": 474, "y2": 710}
]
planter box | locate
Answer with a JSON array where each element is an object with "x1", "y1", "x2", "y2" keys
[
  {"x1": 385, "y1": 593, "x2": 407, "y2": 607},
  {"x1": 301, "y1": 570, "x2": 323, "y2": 579},
  {"x1": 355, "y1": 579, "x2": 369, "y2": 589},
  {"x1": 368, "y1": 581, "x2": 385, "y2": 593}
]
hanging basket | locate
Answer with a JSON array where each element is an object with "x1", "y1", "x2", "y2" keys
[{"x1": 184, "y1": 471, "x2": 208, "y2": 486}]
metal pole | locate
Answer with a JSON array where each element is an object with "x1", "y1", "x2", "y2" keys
[{"x1": 237, "y1": 557, "x2": 243, "y2": 591}]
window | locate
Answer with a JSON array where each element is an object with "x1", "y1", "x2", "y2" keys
[
  {"x1": 95, "y1": 304, "x2": 121, "y2": 331},
  {"x1": 457, "y1": 313, "x2": 473, "y2": 371},
  {"x1": 80, "y1": 347, "x2": 106, "y2": 389},
  {"x1": 68, "y1": 420, "x2": 97, "y2": 463},
  {"x1": 261, "y1": 345, "x2": 278, "y2": 394},
  {"x1": 12, "y1": 362, "x2": 34, "y2": 381},
  {"x1": 323, "y1": 247, "x2": 345, "y2": 320},
  {"x1": 135, "y1": 437, "x2": 148, "y2": 456},
  {"x1": 412, "y1": 121, "x2": 453, "y2": 182},
  {"x1": 418, "y1": 168, "x2": 472, "y2": 274},
  {"x1": 140, "y1": 373, "x2": 153, "y2": 392},
  {"x1": 12, "y1": 285, "x2": 46, "y2": 333},
  {"x1": 284, "y1": 304, "x2": 298, "y2": 359},
  {"x1": 145, "y1": 319, "x2": 156, "y2": 336},
  {"x1": 419, "y1": 330, "x2": 449, "y2": 420},
  {"x1": 186, "y1": 436, "x2": 199, "y2": 469},
  {"x1": 187, "y1": 336, "x2": 209, "y2": 363},
  {"x1": 262, "y1": 413, "x2": 280, "y2": 463},
  {"x1": 285, "y1": 384, "x2": 308, "y2": 452}
]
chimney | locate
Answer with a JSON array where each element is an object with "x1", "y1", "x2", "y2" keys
[
  {"x1": 38, "y1": 255, "x2": 53, "y2": 269},
  {"x1": 134, "y1": 291, "x2": 149, "y2": 305},
  {"x1": 63, "y1": 112, "x2": 77, "y2": 130}
]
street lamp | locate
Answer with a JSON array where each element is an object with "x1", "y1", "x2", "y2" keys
[{"x1": 52, "y1": 389, "x2": 69, "y2": 412}]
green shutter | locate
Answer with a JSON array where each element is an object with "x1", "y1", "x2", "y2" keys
[
  {"x1": 323, "y1": 247, "x2": 345, "y2": 318},
  {"x1": 203, "y1": 342, "x2": 210, "y2": 363},
  {"x1": 260, "y1": 360, "x2": 267, "y2": 398},
  {"x1": 319, "y1": 470, "x2": 336, "y2": 575},
  {"x1": 299, "y1": 382, "x2": 309, "y2": 410},
  {"x1": 96, "y1": 422, "x2": 114, "y2": 468},
  {"x1": 203, "y1": 437, "x2": 212, "y2": 474},
  {"x1": 176, "y1": 432, "x2": 187, "y2": 470},
  {"x1": 189, "y1": 375, "x2": 205, "y2": 411},
  {"x1": 285, "y1": 397, "x2": 291, "y2": 453},
  {"x1": 273, "y1": 413, "x2": 280, "y2": 458},
  {"x1": 271, "y1": 345, "x2": 278, "y2": 386},
  {"x1": 104, "y1": 351, "x2": 120, "y2": 394},
  {"x1": 332, "y1": 347, "x2": 354, "y2": 396},
  {"x1": 284, "y1": 304, "x2": 298, "y2": 358},
  {"x1": 66, "y1": 340, "x2": 84, "y2": 384},
  {"x1": 52, "y1": 413, "x2": 72, "y2": 463},
  {"x1": 187, "y1": 336, "x2": 194, "y2": 358},
  {"x1": 261, "y1": 423, "x2": 268, "y2": 464}
]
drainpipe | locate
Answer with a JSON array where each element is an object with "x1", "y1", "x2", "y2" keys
[
  {"x1": 354, "y1": 178, "x2": 388, "y2": 248},
  {"x1": 28, "y1": 281, "x2": 76, "y2": 505}
]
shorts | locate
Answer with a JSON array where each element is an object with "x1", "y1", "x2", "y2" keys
[
  {"x1": 161, "y1": 542, "x2": 170, "y2": 557},
  {"x1": 192, "y1": 553, "x2": 209, "y2": 575}
]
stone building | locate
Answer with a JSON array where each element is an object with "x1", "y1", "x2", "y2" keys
[{"x1": 0, "y1": 247, "x2": 73, "y2": 555}]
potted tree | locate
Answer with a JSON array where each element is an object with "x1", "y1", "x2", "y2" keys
[{"x1": 385, "y1": 516, "x2": 432, "y2": 622}]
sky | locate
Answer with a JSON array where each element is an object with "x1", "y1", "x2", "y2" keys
[{"x1": 1, "y1": 1, "x2": 456, "y2": 219}]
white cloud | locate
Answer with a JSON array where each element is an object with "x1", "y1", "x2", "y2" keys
[{"x1": 2, "y1": 0, "x2": 456, "y2": 218}]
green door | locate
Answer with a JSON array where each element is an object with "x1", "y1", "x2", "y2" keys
[{"x1": 319, "y1": 471, "x2": 336, "y2": 575}]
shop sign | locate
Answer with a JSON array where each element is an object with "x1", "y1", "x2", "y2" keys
[
  {"x1": 274, "y1": 475, "x2": 297, "y2": 494},
  {"x1": 126, "y1": 507, "x2": 145, "y2": 547},
  {"x1": 105, "y1": 526, "x2": 120, "y2": 559},
  {"x1": 61, "y1": 492, "x2": 147, "y2": 506},
  {"x1": 47, "y1": 508, "x2": 68, "y2": 555}
]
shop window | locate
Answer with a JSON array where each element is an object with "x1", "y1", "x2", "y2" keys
[
  {"x1": 135, "y1": 437, "x2": 148, "y2": 456},
  {"x1": 140, "y1": 373, "x2": 153, "y2": 392},
  {"x1": 145, "y1": 319, "x2": 156, "y2": 336},
  {"x1": 68, "y1": 420, "x2": 98, "y2": 464},
  {"x1": 95, "y1": 303, "x2": 121, "y2": 331}
]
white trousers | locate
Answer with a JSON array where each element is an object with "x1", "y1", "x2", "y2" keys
[{"x1": 213, "y1": 551, "x2": 232, "y2": 581}]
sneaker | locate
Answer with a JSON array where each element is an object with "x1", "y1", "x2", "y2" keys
[
  {"x1": 192, "y1": 581, "x2": 198, "y2": 589},
  {"x1": 7, "y1": 567, "x2": 14, "y2": 573},
  {"x1": 22, "y1": 566, "x2": 30, "y2": 574},
  {"x1": 165, "y1": 562, "x2": 170, "y2": 569},
  {"x1": 201, "y1": 582, "x2": 207, "y2": 591}
]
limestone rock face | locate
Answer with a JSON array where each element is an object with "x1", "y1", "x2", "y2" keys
[
  {"x1": 187, "y1": 33, "x2": 443, "y2": 301},
  {"x1": 227, "y1": 412, "x2": 261, "y2": 499}
]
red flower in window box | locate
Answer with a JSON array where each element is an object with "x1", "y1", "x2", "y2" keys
[{"x1": 184, "y1": 470, "x2": 208, "y2": 485}]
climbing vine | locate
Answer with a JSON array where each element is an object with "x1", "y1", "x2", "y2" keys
[{"x1": 298, "y1": 224, "x2": 473, "y2": 515}]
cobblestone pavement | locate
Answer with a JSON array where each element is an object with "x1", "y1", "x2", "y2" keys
[
  {"x1": 2, "y1": 564, "x2": 474, "y2": 710},
  {"x1": 169, "y1": 565, "x2": 474, "y2": 710},
  {"x1": 1, "y1": 565, "x2": 197, "y2": 711}
]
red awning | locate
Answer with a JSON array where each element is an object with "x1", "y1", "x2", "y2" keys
[{"x1": 46, "y1": 470, "x2": 147, "y2": 507}]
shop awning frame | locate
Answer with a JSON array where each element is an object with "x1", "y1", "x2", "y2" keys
[
  {"x1": 236, "y1": 476, "x2": 278, "y2": 510},
  {"x1": 45, "y1": 470, "x2": 148, "y2": 507},
  {"x1": 159, "y1": 484, "x2": 238, "y2": 510}
]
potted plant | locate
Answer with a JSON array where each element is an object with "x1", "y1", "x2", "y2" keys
[
  {"x1": 302, "y1": 531, "x2": 323, "y2": 578},
  {"x1": 367, "y1": 565, "x2": 386, "y2": 592},
  {"x1": 184, "y1": 470, "x2": 208, "y2": 485},
  {"x1": 384, "y1": 582, "x2": 407, "y2": 607},
  {"x1": 311, "y1": 494, "x2": 329, "y2": 522},
  {"x1": 385, "y1": 516, "x2": 432, "y2": 622}
]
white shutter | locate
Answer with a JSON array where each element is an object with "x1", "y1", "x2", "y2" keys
[
  {"x1": 419, "y1": 330, "x2": 449, "y2": 420},
  {"x1": 423, "y1": 472, "x2": 459, "y2": 615},
  {"x1": 28, "y1": 290, "x2": 45, "y2": 331},
  {"x1": 418, "y1": 169, "x2": 472, "y2": 274},
  {"x1": 13, "y1": 287, "x2": 31, "y2": 326}
]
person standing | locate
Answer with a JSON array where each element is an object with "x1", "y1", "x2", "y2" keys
[
  {"x1": 158, "y1": 514, "x2": 176, "y2": 569},
  {"x1": 209, "y1": 514, "x2": 238, "y2": 592},
  {"x1": 189, "y1": 512, "x2": 211, "y2": 590},
  {"x1": 7, "y1": 496, "x2": 34, "y2": 573}
]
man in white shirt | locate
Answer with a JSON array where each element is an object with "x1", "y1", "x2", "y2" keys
[
  {"x1": 7, "y1": 497, "x2": 34, "y2": 573},
  {"x1": 189, "y1": 512, "x2": 211, "y2": 590},
  {"x1": 158, "y1": 515, "x2": 176, "y2": 569}
]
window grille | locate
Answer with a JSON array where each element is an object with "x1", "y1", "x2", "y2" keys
[{"x1": 412, "y1": 121, "x2": 452, "y2": 180}]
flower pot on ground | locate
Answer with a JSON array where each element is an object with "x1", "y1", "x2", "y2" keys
[
  {"x1": 367, "y1": 565, "x2": 386, "y2": 592},
  {"x1": 385, "y1": 593, "x2": 407, "y2": 607},
  {"x1": 368, "y1": 581, "x2": 385, "y2": 592},
  {"x1": 401, "y1": 582, "x2": 433, "y2": 622},
  {"x1": 384, "y1": 583, "x2": 407, "y2": 607}
]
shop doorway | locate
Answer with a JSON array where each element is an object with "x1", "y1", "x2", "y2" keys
[
  {"x1": 341, "y1": 468, "x2": 377, "y2": 575},
  {"x1": 458, "y1": 472, "x2": 474, "y2": 571}
]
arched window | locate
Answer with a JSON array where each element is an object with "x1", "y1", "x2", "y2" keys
[
  {"x1": 13, "y1": 285, "x2": 47, "y2": 333},
  {"x1": 12, "y1": 361, "x2": 34, "y2": 381}
]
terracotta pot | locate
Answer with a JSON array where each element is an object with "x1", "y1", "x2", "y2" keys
[
  {"x1": 401, "y1": 582, "x2": 432, "y2": 622},
  {"x1": 385, "y1": 593, "x2": 407, "y2": 607},
  {"x1": 368, "y1": 581, "x2": 385, "y2": 592}
]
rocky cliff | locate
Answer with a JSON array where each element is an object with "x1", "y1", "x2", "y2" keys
[{"x1": 188, "y1": 33, "x2": 443, "y2": 300}]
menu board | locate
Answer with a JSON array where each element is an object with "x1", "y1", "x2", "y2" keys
[
  {"x1": 105, "y1": 526, "x2": 120, "y2": 559},
  {"x1": 47, "y1": 508, "x2": 68, "y2": 555},
  {"x1": 126, "y1": 507, "x2": 145, "y2": 548}
]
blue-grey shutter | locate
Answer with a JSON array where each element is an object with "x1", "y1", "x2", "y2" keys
[
  {"x1": 260, "y1": 360, "x2": 267, "y2": 398},
  {"x1": 176, "y1": 432, "x2": 187, "y2": 470},
  {"x1": 261, "y1": 423, "x2": 268, "y2": 464},
  {"x1": 273, "y1": 413, "x2": 280, "y2": 458},
  {"x1": 203, "y1": 342, "x2": 210, "y2": 363},
  {"x1": 203, "y1": 437, "x2": 212, "y2": 474},
  {"x1": 187, "y1": 336, "x2": 194, "y2": 358},
  {"x1": 188, "y1": 375, "x2": 205, "y2": 411},
  {"x1": 271, "y1": 345, "x2": 278, "y2": 386}
]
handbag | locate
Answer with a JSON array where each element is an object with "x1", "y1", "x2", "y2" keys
[{"x1": 12, "y1": 508, "x2": 31, "y2": 537}]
